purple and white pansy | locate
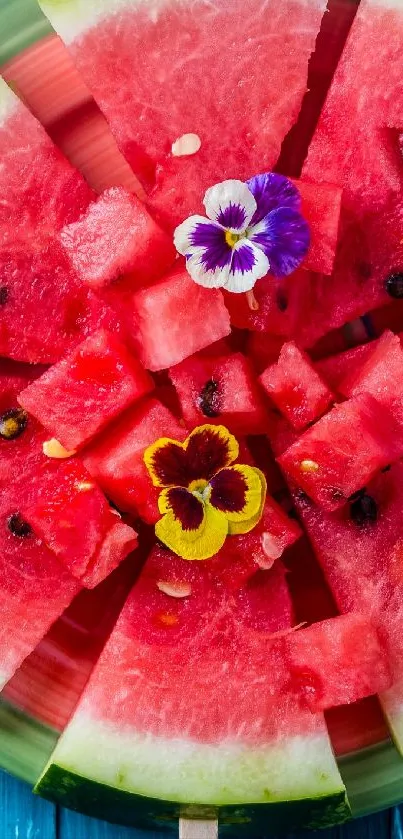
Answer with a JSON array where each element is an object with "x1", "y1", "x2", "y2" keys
[{"x1": 174, "y1": 173, "x2": 310, "y2": 294}]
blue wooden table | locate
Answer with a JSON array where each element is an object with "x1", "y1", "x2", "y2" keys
[{"x1": 0, "y1": 770, "x2": 401, "y2": 839}]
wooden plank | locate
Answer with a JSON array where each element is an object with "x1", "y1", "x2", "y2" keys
[
  {"x1": 59, "y1": 806, "x2": 162, "y2": 839},
  {"x1": 0, "y1": 769, "x2": 56, "y2": 839},
  {"x1": 179, "y1": 818, "x2": 218, "y2": 839}
]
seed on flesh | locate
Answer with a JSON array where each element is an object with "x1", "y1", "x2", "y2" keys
[
  {"x1": 43, "y1": 438, "x2": 76, "y2": 459},
  {"x1": 300, "y1": 459, "x2": 319, "y2": 473},
  {"x1": 198, "y1": 378, "x2": 220, "y2": 418},
  {"x1": 0, "y1": 287, "x2": 8, "y2": 305},
  {"x1": 385, "y1": 272, "x2": 403, "y2": 299},
  {"x1": 7, "y1": 513, "x2": 32, "y2": 538},
  {"x1": 157, "y1": 580, "x2": 192, "y2": 598},
  {"x1": 0, "y1": 408, "x2": 28, "y2": 441},
  {"x1": 350, "y1": 493, "x2": 378, "y2": 526}
]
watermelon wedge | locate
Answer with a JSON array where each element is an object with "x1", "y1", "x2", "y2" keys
[
  {"x1": 35, "y1": 544, "x2": 351, "y2": 831},
  {"x1": 0, "y1": 74, "x2": 122, "y2": 363},
  {"x1": 37, "y1": 0, "x2": 328, "y2": 229},
  {"x1": 299, "y1": 0, "x2": 403, "y2": 343}
]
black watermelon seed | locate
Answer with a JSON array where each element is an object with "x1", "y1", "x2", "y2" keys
[
  {"x1": 348, "y1": 487, "x2": 366, "y2": 502},
  {"x1": 381, "y1": 464, "x2": 392, "y2": 473},
  {"x1": 198, "y1": 379, "x2": 220, "y2": 418},
  {"x1": 385, "y1": 272, "x2": 403, "y2": 299},
  {"x1": 276, "y1": 289, "x2": 288, "y2": 312},
  {"x1": 7, "y1": 513, "x2": 32, "y2": 538},
  {"x1": 0, "y1": 408, "x2": 28, "y2": 440},
  {"x1": 0, "y1": 287, "x2": 8, "y2": 305},
  {"x1": 350, "y1": 493, "x2": 378, "y2": 527}
]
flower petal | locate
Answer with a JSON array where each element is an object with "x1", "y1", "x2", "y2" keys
[
  {"x1": 174, "y1": 215, "x2": 216, "y2": 256},
  {"x1": 210, "y1": 464, "x2": 263, "y2": 523},
  {"x1": 247, "y1": 173, "x2": 301, "y2": 226},
  {"x1": 203, "y1": 180, "x2": 257, "y2": 232},
  {"x1": 184, "y1": 424, "x2": 239, "y2": 481},
  {"x1": 144, "y1": 438, "x2": 188, "y2": 488},
  {"x1": 185, "y1": 247, "x2": 231, "y2": 289},
  {"x1": 227, "y1": 468, "x2": 267, "y2": 536},
  {"x1": 224, "y1": 240, "x2": 270, "y2": 293},
  {"x1": 248, "y1": 207, "x2": 310, "y2": 278},
  {"x1": 156, "y1": 491, "x2": 228, "y2": 560}
]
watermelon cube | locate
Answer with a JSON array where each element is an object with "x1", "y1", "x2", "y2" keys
[
  {"x1": 129, "y1": 264, "x2": 231, "y2": 371},
  {"x1": 278, "y1": 394, "x2": 402, "y2": 510},
  {"x1": 314, "y1": 341, "x2": 379, "y2": 394},
  {"x1": 260, "y1": 341, "x2": 334, "y2": 430},
  {"x1": 293, "y1": 179, "x2": 342, "y2": 275},
  {"x1": 60, "y1": 187, "x2": 175, "y2": 290},
  {"x1": 22, "y1": 460, "x2": 137, "y2": 588},
  {"x1": 169, "y1": 352, "x2": 268, "y2": 435},
  {"x1": 339, "y1": 332, "x2": 403, "y2": 431},
  {"x1": 83, "y1": 398, "x2": 187, "y2": 522},
  {"x1": 286, "y1": 613, "x2": 391, "y2": 712},
  {"x1": 18, "y1": 330, "x2": 154, "y2": 451}
]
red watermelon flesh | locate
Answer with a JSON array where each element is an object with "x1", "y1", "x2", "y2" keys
[
  {"x1": 260, "y1": 341, "x2": 334, "y2": 430},
  {"x1": 286, "y1": 613, "x2": 391, "y2": 713},
  {"x1": 22, "y1": 460, "x2": 137, "y2": 588},
  {"x1": 339, "y1": 331, "x2": 403, "y2": 417},
  {"x1": 278, "y1": 394, "x2": 403, "y2": 510},
  {"x1": 0, "y1": 77, "x2": 127, "y2": 363},
  {"x1": 292, "y1": 180, "x2": 342, "y2": 275},
  {"x1": 83, "y1": 398, "x2": 187, "y2": 523},
  {"x1": 0, "y1": 360, "x2": 50, "y2": 486},
  {"x1": 299, "y1": 0, "x2": 403, "y2": 343},
  {"x1": 60, "y1": 187, "x2": 175, "y2": 290},
  {"x1": 39, "y1": 0, "x2": 327, "y2": 227},
  {"x1": 128, "y1": 263, "x2": 231, "y2": 371},
  {"x1": 224, "y1": 267, "x2": 313, "y2": 336},
  {"x1": 0, "y1": 477, "x2": 81, "y2": 691},
  {"x1": 169, "y1": 351, "x2": 268, "y2": 436},
  {"x1": 18, "y1": 330, "x2": 154, "y2": 451},
  {"x1": 315, "y1": 340, "x2": 379, "y2": 394}
]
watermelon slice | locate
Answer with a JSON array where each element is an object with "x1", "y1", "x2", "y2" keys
[
  {"x1": 299, "y1": 0, "x2": 403, "y2": 343},
  {"x1": 292, "y1": 180, "x2": 342, "y2": 275},
  {"x1": 128, "y1": 264, "x2": 231, "y2": 371},
  {"x1": 18, "y1": 329, "x2": 154, "y2": 450},
  {"x1": 21, "y1": 460, "x2": 137, "y2": 588},
  {"x1": 83, "y1": 398, "x2": 188, "y2": 522},
  {"x1": 0, "y1": 75, "x2": 126, "y2": 363},
  {"x1": 37, "y1": 0, "x2": 328, "y2": 229},
  {"x1": 60, "y1": 187, "x2": 175, "y2": 289},
  {"x1": 260, "y1": 342, "x2": 334, "y2": 430},
  {"x1": 169, "y1": 351, "x2": 268, "y2": 435},
  {"x1": 35, "y1": 543, "x2": 350, "y2": 831}
]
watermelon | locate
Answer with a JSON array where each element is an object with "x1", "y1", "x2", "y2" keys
[
  {"x1": 35, "y1": 543, "x2": 351, "y2": 831},
  {"x1": 298, "y1": 0, "x2": 403, "y2": 343},
  {"x1": 278, "y1": 394, "x2": 403, "y2": 510},
  {"x1": 60, "y1": 187, "x2": 175, "y2": 289},
  {"x1": 128, "y1": 264, "x2": 231, "y2": 371},
  {"x1": 260, "y1": 341, "x2": 334, "y2": 430},
  {"x1": 83, "y1": 398, "x2": 188, "y2": 523},
  {"x1": 37, "y1": 0, "x2": 328, "y2": 229},
  {"x1": 338, "y1": 332, "x2": 403, "y2": 422},
  {"x1": 292, "y1": 180, "x2": 342, "y2": 276},
  {"x1": 0, "y1": 360, "x2": 48, "y2": 485},
  {"x1": 169, "y1": 351, "x2": 268, "y2": 435},
  {"x1": 314, "y1": 340, "x2": 379, "y2": 394},
  {"x1": 21, "y1": 460, "x2": 137, "y2": 589},
  {"x1": 0, "y1": 75, "x2": 125, "y2": 363},
  {"x1": 18, "y1": 329, "x2": 154, "y2": 451}
]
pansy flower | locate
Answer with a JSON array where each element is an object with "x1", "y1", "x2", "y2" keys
[
  {"x1": 144, "y1": 425, "x2": 266, "y2": 560},
  {"x1": 174, "y1": 173, "x2": 310, "y2": 294}
]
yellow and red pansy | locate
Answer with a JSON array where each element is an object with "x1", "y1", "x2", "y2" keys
[{"x1": 144, "y1": 424, "x2": 266, "y2": 560}]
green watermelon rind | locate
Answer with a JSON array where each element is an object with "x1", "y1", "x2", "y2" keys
[
  {"x1": 35, "y1": 764, "x2": 349, "y2": 834},
  {"x1": 33, "y1": 713, "x2": 351, "y2": 831},
  {"x1": 0, "y1": 0, "x2": 51, "y2": 65}
]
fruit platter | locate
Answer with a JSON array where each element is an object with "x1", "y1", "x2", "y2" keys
[{"x1": 1, "y1": 0, "x2": 403, "y2": 835}]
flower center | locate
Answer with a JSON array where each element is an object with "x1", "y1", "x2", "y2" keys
[
  {"x1": 189, "y1": 478, "x2": 211, "y2": 502},
  {"x1": 225, "y1": 230, "x2": 244, "y2": 248}
]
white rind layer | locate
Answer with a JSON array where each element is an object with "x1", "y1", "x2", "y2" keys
[
  {"x1": 0, "y1": 76, "x2": 19, "y2": 124},
  {"x1": 47, "y1": 712, "x2": 345, "y2": 804}
]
